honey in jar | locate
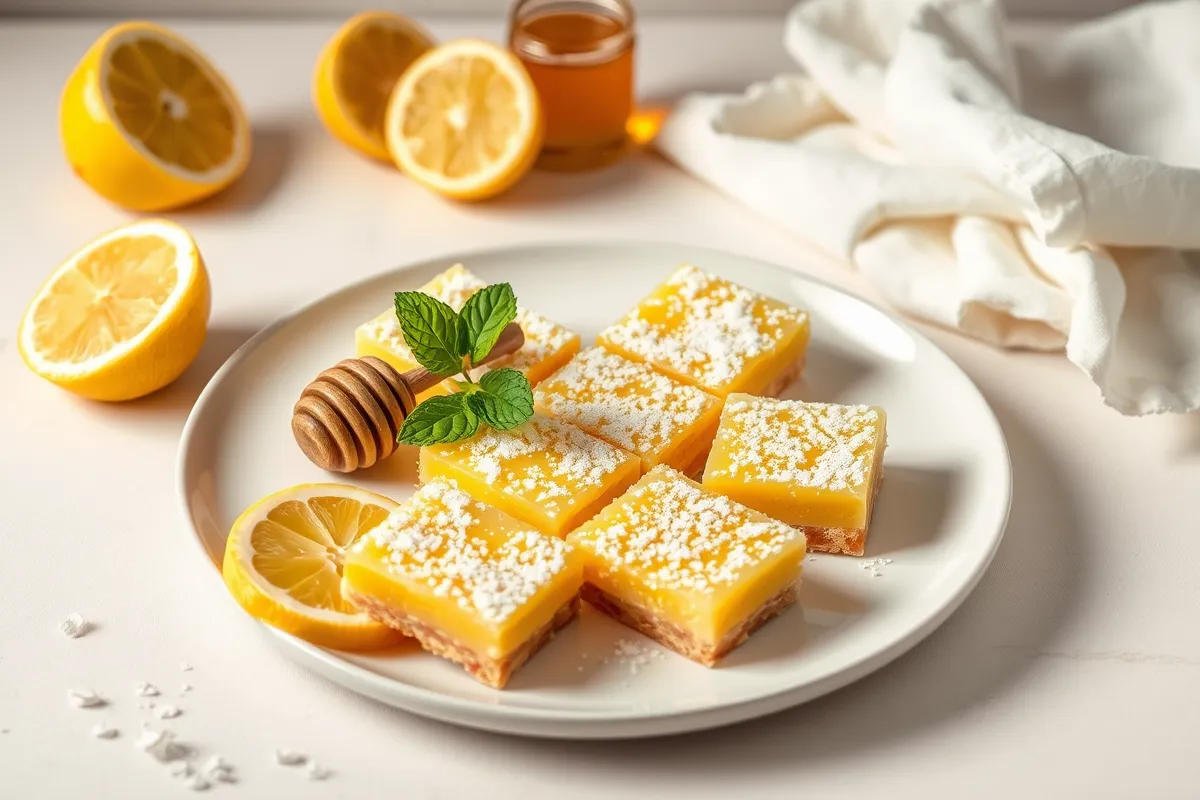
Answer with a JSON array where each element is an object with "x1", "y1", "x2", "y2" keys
[{"x1": 509, "y1": 0, "x2": 636, "y2": 171}]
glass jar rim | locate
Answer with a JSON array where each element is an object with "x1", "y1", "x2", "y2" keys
[{"x1": 510, "y1": 0, "x2": 636, "y2": 66}]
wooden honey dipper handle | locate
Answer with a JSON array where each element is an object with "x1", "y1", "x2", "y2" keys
[{"x1": 291, "y1": 322, "x2": 525, "y2": 473}]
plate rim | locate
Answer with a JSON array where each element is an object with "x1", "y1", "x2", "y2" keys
[{"x1": 176, "y1": 238, "x2": 1012, "y2": 738}]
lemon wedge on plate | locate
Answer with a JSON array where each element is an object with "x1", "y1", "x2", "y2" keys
[
  {"x1": 385, "y1": 39, "x2": 543, "y2": 201},
  {"x1": 18, "y1": 219, "x2": 210, "y2": 401},
  {"x1": 222, "y1": 484, "x2": 403, "y2": 651},
  {"x1": 60, "y1": 21, "x2": 251, "y2": 211},
  {"x1": 313, "y1": 11, "x2": 434, "y2": 161}
]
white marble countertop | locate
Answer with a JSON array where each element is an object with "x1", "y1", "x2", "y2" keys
[{"x1": 1, "y1": 14, "x2": 1198, "y2": 800}]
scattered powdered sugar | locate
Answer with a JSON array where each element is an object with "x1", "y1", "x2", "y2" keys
[
  {"x1": 534, "y1": 347, "x2": 719, "y2": 460},
  {"x1": 573, "y1": 467, "x2": 803, "y2": 595},
  {"x1": 860, "y1": 558, "x2": 894, "y2": 577},
  {"x1": 609, "y1": 638, "x2": 666, "y2": 675},
  {"x1": 305, "y1": 761, "x2": 332, "y2": 781},
  {"x1": 135, "y1": 682, "x2": 160, "y2": 697},
  {"x1": 180, "y1": 663, "x2": 193, "y2": 672},
  {"x1": 154, "y1": 704, "x2": 183, "y2": 719},
  {"x1": 598, "y1": 264, "x2": 808, "y2": 391},
  {"x1": 68, "y1": 689, "x2": 107, "y2": 708},
  {"x1": 91, "y1": 722, "x2": 119, "y2": 739},
  {"x1": 709, "y1": 396, "x2": 883, "y2": 491},
  {"x1": 136, "y1": 726, "x2": 189, "y2": 763},
  {"x1": 180, "y1": 684, "x2": 193, "y2": 696},
  {"x1": 275, "y1": 749, "x2": 332, "y2": 780},
  {"x1": 204, "y1": 756, "x2": 237, "y2": 784},
  {"x1": 432, "y1": 415, "x2": 633, "y2": 519},
  {"x1": 168, "y1": 761, "x2": 211, "y2": 792},
  {"x1": 60, "y1": 612, "x2": 92, "y2": 639},
  {"x1": 356, "y1": 480, "x2": 573, "y2": 624}
]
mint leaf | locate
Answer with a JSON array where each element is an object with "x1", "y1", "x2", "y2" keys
[
  {"x1": 459, "y1": 283, "x2": 517, "y2": 365},
  {"x1": 466, "y1": 368, "x2": 534, "y2": 430},
  {"x1": 394, "y1": 292, "x2": 462, "y2": 376},
  {"x1": 397, "y1": 393, "x2": 479, "y2": 446}
]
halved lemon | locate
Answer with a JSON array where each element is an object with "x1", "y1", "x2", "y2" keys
[
  {"x1": 60, "y1": 21, "x2": 251, "y2": 211},
  {"x1": 313, "y1": 11, "x2": 434, "y2": 161},
  {"x1": 385, "y1": 39, "x2": 543, "y2": 201},
  {"x1": 18, "y1": 219, "x2": 210, "y2": 401},
  {"x1": 222, "y1": 484, "x2": 403, "y2": 651}
]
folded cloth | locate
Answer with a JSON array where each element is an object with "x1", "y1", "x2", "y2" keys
[{"x1": 657, "y1": 0, "x2": 1200, "y2": 415}]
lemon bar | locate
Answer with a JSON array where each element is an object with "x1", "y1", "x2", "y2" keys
[
  {"x1": 355, "y1": 264, "x2": 580, "y2": 399},
  {"x1": 703, "y1": 395, "x2": 886, "y2": 556},
  {"x1": 596, "y1": 264, "x2": 810, "y2": 398},
  {"x1": 342, "y1": 479, "x2": 582, "y2": 688},
  {"x1": 533, "y1": 347, "x2": 723, "y2": 476},
  {"x1": 420, "y1": 414, "x2": 641, "y2": 537},
  {"x1": 568, "y1": 466, "x2": 806, "y2": 666}
]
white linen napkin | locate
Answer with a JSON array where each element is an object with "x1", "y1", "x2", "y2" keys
[{"x1": 657, "y1": 0, "x2": 1200, "y2": 415}]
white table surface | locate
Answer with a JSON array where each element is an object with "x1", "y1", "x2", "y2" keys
[{"x1": 2, "y1": 14, "x2": 1198, "y2": 800}]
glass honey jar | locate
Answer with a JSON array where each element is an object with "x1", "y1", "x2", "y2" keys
[{"x1": 509, "y1": 0, "x2": 636, "y2": 172}]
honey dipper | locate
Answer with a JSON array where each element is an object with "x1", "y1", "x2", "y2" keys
[{"x1": 291, "y1": 322, "x2": 525, "y2": 473}]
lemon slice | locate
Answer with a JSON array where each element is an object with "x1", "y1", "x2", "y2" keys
[
  {"x1": 222, "y1": 484, "x2": 403, "y2": 651},
  {"x1": 385, "y1": 39, "x2": 543, "y2": 201},
  {"x1": 313, "y1": 11, "x2": 434, "y2": 161},
  {"x1": 17, "y1": 219, "x2": 210, "y2": 401},
  {"x1": 60, "y1": 21, "x2": 251, "y2": 211}
]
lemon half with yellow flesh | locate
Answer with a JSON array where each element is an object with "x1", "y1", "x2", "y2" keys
[
  {"x1": 60, "y1": 21, "x2": 251, "y2": 211},
  {"x1": 313, "y1": 11, "x2": 435, "y2": 161},
  {"x1": 222, "y1": 484, "x2": 404, "y2": 651},
  {"x1": 385, "y1": 39, "x2": 543, "y2": 201},
  {"x1": 18, "y1": 219, "x2": 210, "y2": 402}
]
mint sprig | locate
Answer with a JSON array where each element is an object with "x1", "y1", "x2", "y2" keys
[
  {"x1": 467, "y1": 368, "x2": 534, "y2": 430},
  {"x1": 459, "y1": 283, "x2": 518, "y2": 364},
  {"x1": 393, "y1": 292, "x2": 462, "y2": 376},
  {"x1": 397, "y1": 394, "x2": 479, "y2": 446},
  {"x1": 394, "y1": 283, "x2": 532, "y2": 446}
]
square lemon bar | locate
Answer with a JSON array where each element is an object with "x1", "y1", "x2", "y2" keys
[
  {"x1": 420, "y1": 414, "x2": 641, "y2": 538},
  {"x1": 568, "y1": 466, "x2": 806, "y2": 666},
  {"x1": 355, "y1": 264, "x2": 580, "y2": 399},
  {"x1": 533, "y1": 347, "x2": 723, "y2": 476},
  {"x1": 703, "y1": 395, "x2": 886, "y2": 556},
  {"x1": 342, "y1": 479, "x2": 582, "y2": 689},
  {"x1": 596, "y1": 264, "x2": 810, "y2": 398}
]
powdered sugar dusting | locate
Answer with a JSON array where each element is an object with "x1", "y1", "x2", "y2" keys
[
  {"x1": 68, "y1": 689, "x2": 106, "y2": 708},
  {"x1": 571, "y1": 467, "x2": 804, "y2": 596},
  {"x1": 357, "y1": 264, "x2": 578, "y2": 383},
  {"x1": 861, "y1": 558, "x2": 893, "y2": 577},
  {"x1": 154, "y1": 704, "x2": 183, "y2": 719},
  {"x1": 428, "y1": 415, "x2": 635, "y2": 519},
  {"x1": 60, "y1": 612, "x2": 92, "y2": 639},
  {"x1": 534, "y1": 347, "x2": 719, "y2": 461},
  {"x1": 608, "y1": 638, "x2": 666, "y2": 675},
  {"x1": 352, "y1": 480, "x2": 573, "y2": 624},
  {"x1": 709, "y1": 395, "x2": 883, "y2": 491},
  {"x1": 275, "y1": 749, "x2": 308, "y2": 767},
  {"x1": 204, "y1": 756, "x2": 237, "y2": 784},
  {"x1": 275, "y1": 750, "x2": 330, "y2": 781},
  {"x1": 91, "y1": 722, "x2": 119, "y2": 739},
  {"x1": 305, "y1": 761, "x2": 333, "y2": 781},
  {"x1": 598, "y1": 264, "x2": 808, "y2": 392},
  {"x1": 136, "y1": 726, "x2": 189, "y2": 763}
]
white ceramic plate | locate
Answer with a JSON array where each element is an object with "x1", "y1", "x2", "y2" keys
[{"x1": 178, "y1": 241, "x2": 1010, "y2": 739}]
